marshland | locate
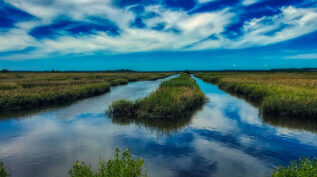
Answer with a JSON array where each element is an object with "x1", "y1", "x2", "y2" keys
[
  {"x1": 0, "y1": 71, "x2": 317, "y2": 177},
  {"x1": 195, "y1": 72, "x2": 317, "y2": 119},
  {"x1": 2, "y1": 0, "x2": 317, "y2": 175},
  {"x1": 0, "y1": 72, "x2": 172, "y2": 110}
]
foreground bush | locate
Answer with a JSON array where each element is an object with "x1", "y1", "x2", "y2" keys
[
  {"x1": 0, "y1": 162, "x2": 7, "y2": 177},
  {"x1": 69, "y1": 148, "x2": 146, "y2": 177},
  {"x1": 272, "y1": 158, "x2": 317, "y2": 177},
  {"x1": 195, "y1": 72, "x2": 317, "y2": 119},
  {"x1": 107, "y1": 74, "x2": 205, "y2": 119}
]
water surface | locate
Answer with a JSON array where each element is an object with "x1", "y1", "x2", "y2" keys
[{"x1": 0, "y1": 75, "x2": 317, "y2": 177}]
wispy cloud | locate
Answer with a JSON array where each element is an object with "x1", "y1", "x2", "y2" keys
[
  {"x1": 241, "y1": 0, "x2": 259, "y2": 6},
  {"x1": 285, "y1": 53, "x2": 317, "y2": 59},
  {"x1": 1, "y1": 0, "x2": 317, "y2": 60}
]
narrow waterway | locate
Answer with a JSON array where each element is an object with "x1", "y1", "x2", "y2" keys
[{"x1": 0, "y1": 75, "x2": 317, "y2": 177}]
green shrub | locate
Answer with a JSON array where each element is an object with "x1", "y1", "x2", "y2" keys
[
  {"x1": 0, "y1": 162, "x2": 7, "y2": 177},
  {"x1": 69, "y1": 148, "x2": 146, "y2": 177},
  {"x1": 272, "y1": 158, "x2": 317, "y2": 177}
]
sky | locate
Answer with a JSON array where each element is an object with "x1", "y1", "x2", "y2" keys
[{"x1": 0, "y1": 0, "x2": 317, "y2": 71}]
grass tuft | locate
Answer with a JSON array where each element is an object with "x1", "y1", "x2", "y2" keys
[
  {"x1": 107, "y1": 99, "x2": 136, "y2": 117},
  {"x1": 272, "y1": 158, "x2": 317, "y2": 177},
  {"x1": 69, "y1": 148, "x2": 146, "y2": 177}
]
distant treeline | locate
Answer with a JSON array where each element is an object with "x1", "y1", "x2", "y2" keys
[
  {"x1": 1, "y1": 68, "x2": 317, "y2": 73},
  {"x1": 0, "y1": 69, "x2": 138, "y2": 73},
  {"x1": 270, "y1": 68, "x2": 317, "y2": 72},
  {"x1": 190, "y1": 68, "x2": 317, "y2": 73}
]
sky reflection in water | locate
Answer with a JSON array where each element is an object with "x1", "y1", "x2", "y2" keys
[{"x1": 0, "y1": 75, "x2": 317, "y2": 177}]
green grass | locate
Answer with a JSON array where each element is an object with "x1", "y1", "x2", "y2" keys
[
  {"x1": 0, "y1": 72, "x2": 172, "y2": 111},
  {"x1": 195, "y1": 72, "x2": 317, "y2": 119},
  {"x1": 272, "y1": 158, "x2": 317, "y2": 177},
  {"x1": 107, "y1": 74, "x2": 206, "y2": 119},
  {"x1": 0, "y1": 162, "x2": 7, "y2": 177},
  {"x1": 69, "y1": 148, "x2": 146, "y2": 177}
]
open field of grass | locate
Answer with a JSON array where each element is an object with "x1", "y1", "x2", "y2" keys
[
  {"x1": 0, "y1": 72, "x2": 172, "y2": 111},
  {"x1": 195, "y1": 72, "x2": 317, "y2": 119},
  {"x1": 107, "y1": 74, "x2": 205, "y2": 119}
]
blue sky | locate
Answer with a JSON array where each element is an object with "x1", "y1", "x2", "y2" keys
[{"x1": 0, "y1": 0, "x2": 317, "y2": 71}]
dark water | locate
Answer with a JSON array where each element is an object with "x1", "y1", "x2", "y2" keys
[{"x1": 1, "y1": 75, "x2": 317, "y2": 177}]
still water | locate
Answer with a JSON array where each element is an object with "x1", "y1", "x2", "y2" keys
[{"x1": 1, "y1": 75, "x2": 317, "y2": 177}]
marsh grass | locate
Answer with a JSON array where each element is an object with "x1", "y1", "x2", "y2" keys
[
  {"x1": 272, "y1": 158, "x2": 317, "y2": 177},
  {"x1": 107, "y1": 74, "x2": 206, "y2": 119},
  {"x1": 0, "y1": 162, "x2": 7, "y2": 177},
  {"x1": 195, "y1": 72, "x2": 317, "y2": 119},
  {"x1": 0, "y1": 72, "x2": 172, "y2": 111},
  {"x1": 69, "y1": 148, "x2": 146, "y2": 177}
]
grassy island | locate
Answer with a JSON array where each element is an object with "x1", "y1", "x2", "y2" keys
[
  {"x1": 107, "y1": 74, "x2": 206, "y2": 119},
  {"x1": 195, "y1": 72, "x2": 317, "y2": 119},
  {"x1": 0, "y1": 72, "x2": 172, "y2": 111}
]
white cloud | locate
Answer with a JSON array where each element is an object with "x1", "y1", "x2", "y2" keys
[
  {"x1": 242, "y1": 0, "x2": 259, "y2": 6},
  {"x1": 233, "y1": 6, "x2": 317, "y2": 47},
  {"x1": 191, "y1": 6, "x2": 317, "y2": 50},
  {"x1": 1, "y1": 1, "x2": 317, "y2": 60},
  {"x1": 0, "y1": 6, "x2": 234, "y2": 59},
  {"x1": 0, "y1": 24, "x2": 37, "y2": 52},
  {"x1": 197, "y1": 0, "x2": 217, "y2": 4}
]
